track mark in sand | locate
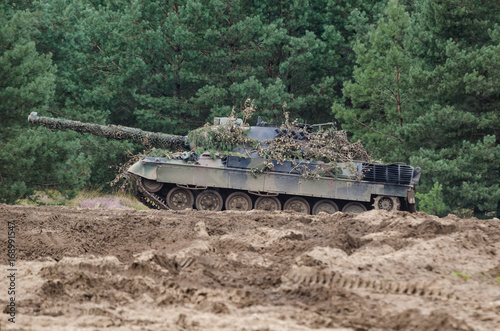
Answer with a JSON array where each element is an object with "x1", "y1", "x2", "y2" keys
[
  {"x1": 46, "y1": 214, "x2": 62, "y2": 223},
  {"x1": 197, "y1": 256, "x2": 225, "y2": 270},
  {"x1": 284, "y1": 268, "x2": 456, "y2": 300},
  {"x1": 152, "y1": 254, "x2": 224, "y2": 274},
  {"x1": 172, "y1": 256, "x2": 225, "y2": 272},
  {"x1": 178, "y1": 256, "x2": 196, "y2": 269},
  {"x1": 151, "y1": 254, "x2": 178, "y2": 272},
  {"x1": 44, "y1": 231, "x2": 60, "y2": 246}
]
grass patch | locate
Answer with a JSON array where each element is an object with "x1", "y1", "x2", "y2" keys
[
  {"x1": 452, "y1": 271, "x2": 470, "y2": 281},
  {"x1": 17, "y1": 190, "x2": 67, "y2": 206},
  {"x1": 68, "y1": 191, "x2": 148, "y2": 210}
]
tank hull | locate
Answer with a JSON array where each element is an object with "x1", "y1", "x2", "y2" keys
[{"x1": 129, "y1": 155, "x2": 419, "y2": 213}]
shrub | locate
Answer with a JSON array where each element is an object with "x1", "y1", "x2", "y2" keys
[{"x1": 416, "y1": 182, "x2": 449, "y2": 217}]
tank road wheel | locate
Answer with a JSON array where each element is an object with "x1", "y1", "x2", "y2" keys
[
  {"x1": 283, "y1": 197, "x2": 310, "y2": 214},
  {"x1": 141, "y1": 178, "x2": 163, "y2": 193},
  {"x1": 166, "y1": 187, "x2": 194, "y2": 210},
  {"x1": 255, "y1": 196, "x2": 281, "y2": 211},
  {"x1": 196, "y1": 190, "x2": 223, "y2": 211},
  {"x1": 226, "y1": 192, "x2": 253, "y2": 211},
  {"x1": 373, "y1": 196, "x2": 401, "y2": 211},
  {"x1": 342, "y1": 202, "x2": 367, "y2": 213},
  {"x1": 312, "y1": 200, "x2": 339, "y2": 215}
]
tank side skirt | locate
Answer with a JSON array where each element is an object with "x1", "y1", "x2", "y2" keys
[{"x1": 146, "y1": 164, "x2": 410, "y2": 202}]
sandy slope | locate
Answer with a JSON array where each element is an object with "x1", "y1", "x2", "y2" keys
[{"x1": 0, "y1": 204, "x2": 499, "y2": 330}]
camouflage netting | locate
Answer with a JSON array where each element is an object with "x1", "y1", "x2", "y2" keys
[
  {"x1": 28, "y1": 112, "x2": 188, "y2": 151},
  {"x1": 256, "y1": 114, "x2": 371, "y2": 164}
]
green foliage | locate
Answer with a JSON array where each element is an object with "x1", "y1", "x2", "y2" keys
[
  {"x1": 0, "y1": 11, "x2": 55, "y2": 127},
  {"x1": 452, "y1": 271, "x2": 469, "y2": 281},
  {"x1": 404, "y1": 0, "x2": 500, "y2": 216},
  {"x1": 0, "y1": 127, "x2": 91, "y2": 203},
  {"x1": 0, "y1": 6, "x2": 132, "y2": 203},
  {"x1": 411, "y1": 135, "x2": 500, "y2": 215},
  {"x1": 0, "y1": 10, "x2": 88, "y2": 203},
  {"x1": 332, "y1": 0, "x2": 416, "y2": 161},
  {"x1": 29, "y1": 0, "x2": 387, "y2": 132},
  {"x1": 333, "y1": 0, "x2": 499, "y2": 216},
  {"x1": 416, "y1": 182, "x2": 449, "y2": 217},
  {"x1": 188, "y1": 120, "x2": 253, "y2": 154}
]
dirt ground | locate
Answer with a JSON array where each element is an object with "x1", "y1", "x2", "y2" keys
[{"x1": 0, "y1": 204, "x2": 499, "y2": 331}]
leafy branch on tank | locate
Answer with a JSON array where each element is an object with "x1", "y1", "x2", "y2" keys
[
  {"x1": 110, "y1": 150, "x2": 145, "y2": 192},
  {"x1": 187, "y1": 101, "x2": 258, "y2": 158},
  {"x1": 187, "y1": 120, "x2": 256, "y2": 157},
  {"x1": 251, "y1": 111, "x2": 372, "y2": 180},
  {"x1": 183, "y1": 105, "x2": 373, "y2": 181},
  {"x1": 156, "y1": 101, "x2": 371, "y2": 182},
  {"x1": 249, "y1": 159, "x2": 276, "y2": 177}
]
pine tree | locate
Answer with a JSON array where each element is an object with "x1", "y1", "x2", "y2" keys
[
  {"x1": 332, "y1": 0, "x2": 415, "y2": 160},
  {"x1": 332, "y1": 0, "x2": 499, "y2": 216},
  {"x1": 0, "y1": 10, "x2": 90, "y2": 203},
  {"x1": 405, "y1": 0, "x2": 500, "y2": 215},
  {"x1": 27, "y1": 0, "x2": 138, "y2": 189}
]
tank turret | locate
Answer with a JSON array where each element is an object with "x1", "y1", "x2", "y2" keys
[{"x1": 28, "y1": 112, "x2": 189, "y2": 150}]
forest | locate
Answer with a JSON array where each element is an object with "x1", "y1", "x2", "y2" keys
[{"x1": 0, "y1": 0, "x2": 498, "y2": 217}]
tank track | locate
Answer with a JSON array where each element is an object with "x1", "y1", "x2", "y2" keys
[{"x1": 135, "y1": 178, "x2": 170, "y2": 210}]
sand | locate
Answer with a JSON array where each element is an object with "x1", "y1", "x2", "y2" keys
[{"x1": 0, "y1": 204, "x2": 499, "y2": 330}]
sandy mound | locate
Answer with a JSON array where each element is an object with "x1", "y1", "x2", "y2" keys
[{"x1": 0, "y1": 205, "x2": 499, "y2": 330}]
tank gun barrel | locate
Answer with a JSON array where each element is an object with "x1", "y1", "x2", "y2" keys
[{"x1": 28, "y1": 112, "x2": 189, "y2": 150}]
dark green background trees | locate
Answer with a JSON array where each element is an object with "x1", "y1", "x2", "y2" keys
[
  {"x1": 0, "y1": 9, "x2": 88, "y2": 203},
  {"x1": 333, "y1": 0, "x2": 499, "y2": 216},
  {"x1": 1, "y1": 0, "x2": 498, "y2": 216}
]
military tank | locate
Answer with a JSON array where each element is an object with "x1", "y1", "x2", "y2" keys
[{"x1": 28, "y1": 112, "x2": 421, "y2": 214}]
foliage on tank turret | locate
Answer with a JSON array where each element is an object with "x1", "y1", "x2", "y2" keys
[
  {"x1": 248, "y1": 110, "x2": 371, "y2": 179},
  {"x1": 185, "y1": 100, "x2": 371, "y2": 168},
  {"x1": 187, "y1": 119, "x2": 253, "y2": 154},
  {"x1": 187, "y1": 99, "x2": 258, "y2": 155},
  {"x1": 256, "y1": 111, "x2": 371, "y2": 165}
]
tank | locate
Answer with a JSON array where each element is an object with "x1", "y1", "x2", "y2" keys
[{"x1": 28, "y1": 112, "x2": 421, "y2": 214}]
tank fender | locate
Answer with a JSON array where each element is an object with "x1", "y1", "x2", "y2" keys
[{"x1": 128, "y1": 160, "x2": 157, "y2": 180}]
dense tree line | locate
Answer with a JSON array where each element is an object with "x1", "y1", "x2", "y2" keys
[{"x1": 0, "y1": 0, "x2": 498, "y2": 216}]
